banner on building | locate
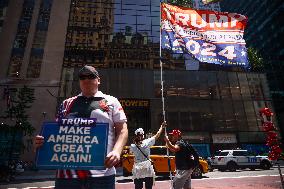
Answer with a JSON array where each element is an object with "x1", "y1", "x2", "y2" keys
[
  {"x1": 161, "y1": 3, "x2": 249, "y2": 68},
  {"x1": 212, "y1": 133, "x2": 237, "y2": 143},
  {"x1": 36, "y1": 118, "x2": 108, "y2": 170}
]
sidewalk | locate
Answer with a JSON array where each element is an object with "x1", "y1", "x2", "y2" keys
[{"x1": 15, "y1": 164, "x2": 284, "y2": 181}]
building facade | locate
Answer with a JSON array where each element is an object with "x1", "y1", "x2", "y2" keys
[
  {"x1": 0, "y1": 0, "x2": 277, "y2": 160},
  {"x1": 220, "y1": 0, "x2": 284, "y2": 144}
]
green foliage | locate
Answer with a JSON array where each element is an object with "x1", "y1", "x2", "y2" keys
[
  {"x1": 0, "y1": 86, "x2": 36, "y2": 158},
  {"x1": 1, "y1": 86, "x2": 35, "y2": 139},
  {"x1": 2, "y1": 86, "x2": 36, "y2": 136},
  {"x1": 166, "y1": 0, "x2": 193, "y2": 8},
  {"x1": 247, "y1": 47, "x2": 265, "y2": 72}
]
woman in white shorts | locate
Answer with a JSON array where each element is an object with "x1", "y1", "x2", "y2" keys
[{"x1": 130, "y1": 122, "x2": 166, "y2": 189}]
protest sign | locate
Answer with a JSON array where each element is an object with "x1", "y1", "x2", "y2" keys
[{"x1": 36, "y1": 118, "x2": 108, "y2": 170}]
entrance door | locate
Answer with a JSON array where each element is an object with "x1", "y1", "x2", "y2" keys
[{"x1": 119, "y1": 99, "x2": 150, "y2": 144}]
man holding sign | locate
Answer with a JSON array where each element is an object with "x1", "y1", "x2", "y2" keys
[{"x1": 34, "y1": 65, "x2": 128, "y2": 189}]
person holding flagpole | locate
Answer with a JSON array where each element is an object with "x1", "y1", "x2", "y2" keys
[
  {"x1": 130, "y1": 122, "x2": 166, "y2": 189},
  {"x1": 165, "y1": 129, "x2": 199, "y2": 189}
]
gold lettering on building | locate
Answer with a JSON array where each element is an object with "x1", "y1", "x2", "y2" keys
[{"x1": 120, "y1": 100, "x2": 149, "y2": 107}]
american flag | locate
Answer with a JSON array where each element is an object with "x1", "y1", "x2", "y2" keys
[
  {"x1": 55, "y1": 96, "x2": 77, "y2": 121},
  {"x1": 56, "y1": 103, "x2": 65, "y2": 121}
]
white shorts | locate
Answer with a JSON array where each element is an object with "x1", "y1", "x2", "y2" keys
[{"x1": 132, "y1": 160, "x2": 155, "y2": 179}]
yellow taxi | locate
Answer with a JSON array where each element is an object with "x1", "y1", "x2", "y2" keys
[{"x1": 121, "y1": 146, "x2": 208, "y2": 178}]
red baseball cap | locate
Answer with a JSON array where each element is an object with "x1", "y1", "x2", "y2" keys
[{"x1": 169, "y1": 129, "x2": 182, "y2": 136}]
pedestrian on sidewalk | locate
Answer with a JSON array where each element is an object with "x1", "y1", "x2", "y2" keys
[
  {"x1": 34, "y1": 65, "x2": 128, "y2": 189},
  {"x1": 130, "y1": 122, "x2": 166, "y2": 189},
  {"x1": 164, "y1": 129, "x2": 199, "y2": 189}
]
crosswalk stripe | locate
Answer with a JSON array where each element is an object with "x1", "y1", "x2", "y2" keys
[{"x1": 8, "y1": 187, "x2": 54, "y2": 189}]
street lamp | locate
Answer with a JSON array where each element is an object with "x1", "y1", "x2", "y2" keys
[{"x1": 42, "y1": 112, "x2": 47, "y2": 120}]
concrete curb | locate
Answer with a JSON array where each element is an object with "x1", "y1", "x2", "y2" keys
[{"x1": 14, "y1": 170, "x2": 56, "y2": 181}]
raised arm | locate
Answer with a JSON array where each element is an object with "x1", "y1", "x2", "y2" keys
[
  {"x1": 164, "y1": 136, "x2": 180, "y2": 153},
  {"x1": 153, "y1": 121, "x2": 166, "y2": 140}
]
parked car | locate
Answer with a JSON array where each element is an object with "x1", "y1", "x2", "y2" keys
[
  {"x1": 121, "y1": 146, "x2": 209, "y2": 178},
  {"x1": 211, "y1": 149, "x2": 273, "y2": 171},
  {"x1": 205, "y1": 157, "x2": 214, "y2": 172}
]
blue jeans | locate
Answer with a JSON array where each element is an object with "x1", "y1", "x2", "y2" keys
[{"x1": 55, "y1": 175, "x2": 115, "y2": 189}]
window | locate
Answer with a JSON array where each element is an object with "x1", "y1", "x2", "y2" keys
[
  {"x1": 167, "y1": 112, "x2": 179, "y2": 130},
  {"x1": 233, "y1": 151, "x2": 247, "y2": 156},
  {"x1": 8, "y1": 0, "x2": 35, "y2": 77},
  {"x1": 27, "y1": 0, "x2": 53, "y2": 78},
  {"x1": 26, "y1": 54, "x2": 43, "y2": 78},
  {"x1": 8, "y1": 55, "x2": 23, "y2": 77},
  {"x1": 218, "y1": 151, "x2": 229, "y2": 156},
  {"x1": 180, "y1": 112, "x2": 191, "y2": 131},
  {"x1": 150, "y1": 148, "x2": 168, "y2": 156},
  {"x1": 63, "y1": 0, "x2": 159, "y2": 68},
  {"x1": 239, "y1": 132, "x2": 266, "y2": 143},
  {"x1": 218, "y1": 72, "x2": 231, "y2": 99}
]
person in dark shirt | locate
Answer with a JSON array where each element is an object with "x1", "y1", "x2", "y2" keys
[{"x1": 164, "y1": 129, "x2": 198, "y2": 189}]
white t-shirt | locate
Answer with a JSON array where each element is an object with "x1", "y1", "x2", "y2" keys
[
  {"x1": 57, "y1": 91, "x2": 127, "y2": 178},
  {"x1": 87, "y1": 91, "x2": 127, "y2": 177},
  {"x1": 130, "y1": 137, "x2": 155, "y2": 163}
]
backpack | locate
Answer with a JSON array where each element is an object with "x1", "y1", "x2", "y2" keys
[{"x1": 182, "y1": 140, "x2": 199, "y2": 169}]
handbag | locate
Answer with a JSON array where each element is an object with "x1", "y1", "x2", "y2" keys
[{"x1": 135, "y1": 144, "x2": 154, "y2": 166}]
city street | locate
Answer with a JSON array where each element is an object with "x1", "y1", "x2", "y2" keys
[
  {"x1": 1, "y1": 166, "x2": 283, "y2": 189},
  {"x1": 0, "y1": 0, "x2": 284, "y2": 188}
]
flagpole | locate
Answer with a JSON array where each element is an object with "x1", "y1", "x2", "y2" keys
[
  {"x1": 160, "y1": 1, "x2": 167, "y2": 138},
  {"x1": 160, "y1": 1, "x2": 173, "y2": 188}
]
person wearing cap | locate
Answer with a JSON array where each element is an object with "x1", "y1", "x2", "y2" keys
[
  {"x1": 34, "y1": 65, "x2": 128, "y2": 189},
  {"x1": 164, "y1": 129, "x2": 199, "y2": 189},
  {"x1": 130, "y1": 122, "x2": 166, "y2": 189}
]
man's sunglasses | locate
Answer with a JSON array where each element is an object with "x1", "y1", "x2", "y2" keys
[{"x1": 79, "y1": 75, "x2": 97, "y2": 80}]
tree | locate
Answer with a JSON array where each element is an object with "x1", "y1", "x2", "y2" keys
[
  {"x1": 166, "y1": 0, "x2": 193, "y2": 8},
  {"x1": 0, "y1": 86, "x2": 36, "y2": 158},
  {"x1": 247, "y1": 47, "x2": 265, "y2": 72}
]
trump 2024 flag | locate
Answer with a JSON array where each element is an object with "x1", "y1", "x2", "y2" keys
[{"x1": 161, "y1": 3, "x2": 249, "y2": 68}]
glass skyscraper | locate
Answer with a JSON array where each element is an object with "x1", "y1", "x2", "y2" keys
[{"x1": 220, "y1": 0, "x2": 284, "y2": 144}]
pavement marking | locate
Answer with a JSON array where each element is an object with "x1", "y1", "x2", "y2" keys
[
  {"x1": 198, "y1": 174, "x2": 281, "y2": 180},
  {"x1": 8, "y1": 187, "x2": 54, "y2": 189}
]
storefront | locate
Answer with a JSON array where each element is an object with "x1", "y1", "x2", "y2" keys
[
  {"x1": 211, "y1": 133, "x2": 238, "y2": 155},
  {"x1": 119, "y1": 98, "x2": 151, "y2": 144}
]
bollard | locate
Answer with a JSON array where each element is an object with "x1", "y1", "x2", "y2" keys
[{"x1": 276, "y1": 161, "x2": 284, "y2": 189}]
